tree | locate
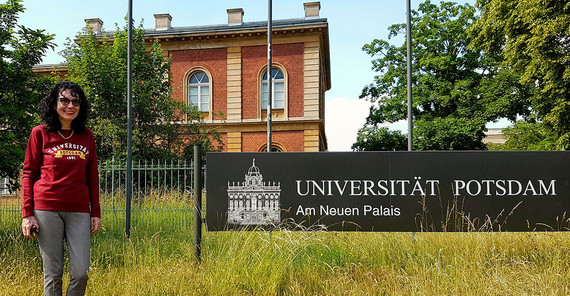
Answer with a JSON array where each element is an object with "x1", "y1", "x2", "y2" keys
[
  {"x1": 357, "y1": 0, "x2": 530, "y2": 151},
  {"x1": 352, "y1": 126, "x2": 407, "y2": 151},
  {"x1": 469, "y1": 0, "x2": 570, "y2": 149},
  {"x1": 62, "y1": 21, "x2": 222, "y2": 162},
  {"x1": 0, "y1": 0, "x2": 54, "y2": 190},
  {"x1": 487, "y1": 121, "x2": 557, "y2": 151}
]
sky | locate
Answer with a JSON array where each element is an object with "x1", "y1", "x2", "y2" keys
[{"x1": 17, "y1": 0, "x2": 476, "y2": 151}]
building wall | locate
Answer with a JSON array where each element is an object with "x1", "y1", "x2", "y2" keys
[
  {"x1": 241, "y1": 43, "x2": 304, "y2": 120},
  {"x1": 170, "y1": 48, "x2": 228, "y2": 121},
  {"x1": 483, "y1": 128, "x2": 506, "y2": 144},
  {"x1": 179, "y1": 130, "x2": 228, "y2": 152},
  {"x1": 304, "y1": 40, "x2": 322, "y2": 120},
  {"x1": 141, "y1": 12, "x2": 328, "y2": 152},
  {"x1": 169, "y1": 41, "x2": 317, "y2": 152},
  {"x1": 241, "y1": 130, "x2": 304, "y2": 152}
]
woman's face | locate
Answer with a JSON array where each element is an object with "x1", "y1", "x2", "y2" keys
[{"x1": 56, "y1": 88, "x2": 80, "y2": 128}]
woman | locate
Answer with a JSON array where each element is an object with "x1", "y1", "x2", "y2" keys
[{"x1": 21, "y1": 81, "x2": 101, "y2": 296}]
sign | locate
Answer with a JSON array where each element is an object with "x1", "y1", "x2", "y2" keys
[{"x1": 206, "y1": 152, "x2": 570, "y2": 232}]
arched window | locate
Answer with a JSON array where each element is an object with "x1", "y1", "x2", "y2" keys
[
  {"x1": 188, "y1": 71, "x2": 210, "y2": 112},
  {"x1": 261, "y1": 68, "x2": 285, "y2": 110},
  {"x1": 258, "y1": 143, "x2": 285, "y2": 152}
]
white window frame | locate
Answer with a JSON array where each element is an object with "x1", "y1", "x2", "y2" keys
[
  {"x1": 0, "y1": 177, "x2": 14, "y2": 195},
  {"x1": 188, "y1": 71, "x2": 210, "y2": 112},
  {"x1": 258, "y1": 64, "x2": 288, "y2": 119},
  {"x1": 183, "y1": 67, "x2": 213, "y2": 117},
  {"x1": 261, "y1": 67, "x2": 285, "y2": 110}
]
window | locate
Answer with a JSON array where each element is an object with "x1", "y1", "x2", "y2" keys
[
  {"x1": 188, "y1": 71, "x2": 209, "y2": 112},
  {"x1": 0, "y1": 177, "x2": 14, "y2": 195},
  {"x1": 261, "y1": 68, "x2": 285, "y2": 110},
  {"x1": 258, "y1": 143, "x2": 285, "y2": 152}
]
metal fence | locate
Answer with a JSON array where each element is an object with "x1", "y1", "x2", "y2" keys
[
  {"x1": 0, "y1": 158, "x2": 204, "y2": 233},
  {"x1": 99, "y1": 157, "x2": 203, "y2": 199}
]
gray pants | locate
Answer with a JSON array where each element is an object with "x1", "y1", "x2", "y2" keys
[{"x1": 34, "y1": 210, "x2": 91, "y2": 296}]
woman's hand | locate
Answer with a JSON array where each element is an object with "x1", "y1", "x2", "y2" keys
[
  {"x1": 90, "y1": 217, "x2": 101, "y2": 234},
  {"x1": 22, "y1": 216, "x2": 39, "y2": 239}
]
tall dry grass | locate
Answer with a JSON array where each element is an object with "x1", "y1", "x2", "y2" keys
[
  {"x1": 2, "y1": 193, "x2": 570, "y2": 295},
  {"x1": 2, "y1": 224, "x2": 570, "y2": 295}
]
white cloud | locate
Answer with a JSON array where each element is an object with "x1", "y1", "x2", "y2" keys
[{"x1": 325, "y1": 97, "x2": 372, "y2": 151}]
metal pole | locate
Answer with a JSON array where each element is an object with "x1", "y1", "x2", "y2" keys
[
  {"x1": 266, "y1": 0, "x2": 273, "y2": 152},
  {"x1": 406, "y1": 1, "x2": 415, "y2": 241},
  {"x1": 193, "y1": 144, "x2": 202, "y2": 265},
  {"x1": 406, "y1": 0, "x2": 413, "y2": 151},
  {"x1": 125, "y1": 0, "x2": 133, "y2": 237}
]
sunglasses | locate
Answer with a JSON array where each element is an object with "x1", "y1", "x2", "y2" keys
[{"x1": 58, "y1": 97, "x2": 81, "y2": 107}]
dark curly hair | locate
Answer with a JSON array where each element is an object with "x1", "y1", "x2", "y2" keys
[{"x1": 39, "y1": 81, "x2": 89, "y2": 133}]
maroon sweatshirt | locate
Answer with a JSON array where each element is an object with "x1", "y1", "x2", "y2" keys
[{"x1": 22, "y1": 125, "x2": 100, "y2": 218}]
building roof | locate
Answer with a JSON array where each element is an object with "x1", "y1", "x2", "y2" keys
[
  {"x1": 143, "y1": 17, "x2": 329, "y2": 38},
  {"x1": 32, "y1": 63, "x2": 68, "y2": 76}
]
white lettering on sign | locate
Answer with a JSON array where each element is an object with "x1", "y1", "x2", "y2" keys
[
  {"x1": 295, "y1": 178, "x2": 440, "y2": 197},
  {"x1": 295, "y1": 178, "x2": 557, "y2": 197},
  {"x1": 453, "y1": 179, "x2": 557, "y2": 196},
  {"x1": 295, "y1": 204, "x2": 401, "y2": 217}
]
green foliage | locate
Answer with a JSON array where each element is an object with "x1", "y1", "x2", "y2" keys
[
  {"x1": 489, "y1": 121, "x2": 558, "y2": 151},
  {"x1": 62, "y1": 21, "x2": 222, "y2": 162},
  {"x1": 470, "y1": 0, "x2": 570, "y2": 149},
  {"x1": 0, "y1": 0, "x2": 55, "y2": 189},
  {"x1": 414, "y1": 117, "x2": 486, "y2": 150},
  {"x1": 358, "y1": 0, "x2": 530, "y2": 151},
  {"x1": 352, "y1": 126, "x2": 407, "y2": 151}
]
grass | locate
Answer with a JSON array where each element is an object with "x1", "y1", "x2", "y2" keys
[
  {"x1": 2, "y1": 195, "x2": 570, "y2": 295},
  {"x1": 2, "y1": 226, "x2": 570, "y2": 295}
]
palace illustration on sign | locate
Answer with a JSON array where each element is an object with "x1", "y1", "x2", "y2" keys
[{"x1": 227, "y1": 159, "x2": 281, "y2": 225}]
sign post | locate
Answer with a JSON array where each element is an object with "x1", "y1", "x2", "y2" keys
[
  {"x1": 194, "y1": 144, "x2": 202, "y2": 264},
  {"x1": 125, "y1": 0, "x2": 133, "y2": 238}
]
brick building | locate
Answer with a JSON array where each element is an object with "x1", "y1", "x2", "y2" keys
[{"x1": 39, "y1": 2, "x2": 330, "y2": 152}]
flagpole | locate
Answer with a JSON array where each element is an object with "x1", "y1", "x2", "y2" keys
[
  {"x1": 267, "y1": 0, "x2": 273, "y2": 152},
  {"x1": 406, "y1": 0, "x2": 413, "y2": 151}
]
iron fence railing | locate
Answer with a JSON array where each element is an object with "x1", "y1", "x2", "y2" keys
[
  {"x1": 0, "y1": 158, "x2": 205, "y2": 233},
  {"x1": 99, "y1": 157, "x2": 205, "y2": 199}
]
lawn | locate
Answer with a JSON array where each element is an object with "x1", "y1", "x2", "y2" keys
[{"x1": 2, "y1": 216, "x2": 570, "y2": 295}]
